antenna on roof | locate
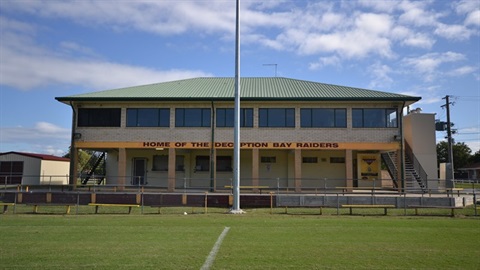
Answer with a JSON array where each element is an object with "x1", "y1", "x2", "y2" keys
[{"x1": 263, "y1": 64, "x2": 277, "y2": 77}]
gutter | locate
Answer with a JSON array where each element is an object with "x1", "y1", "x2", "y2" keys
[{"x1": 68, "y1": 102, "x2": 77, "y2": 189}]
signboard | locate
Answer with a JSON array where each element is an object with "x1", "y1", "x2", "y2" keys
[
  {"x1": 357, "y1": 153, "x2": 380, "y2": 181},
  {"x1": 75, "y1": 141, "x2": 400, "y2": 150}
]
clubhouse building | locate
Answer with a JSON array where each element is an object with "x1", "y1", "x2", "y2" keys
[{"x1": 56, "y1": 77, "x2": 437, "y2": 192}]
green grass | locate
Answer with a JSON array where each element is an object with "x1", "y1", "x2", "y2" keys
[{"x1": 0, "y1": 207, "x2": 479, "y2": 269}]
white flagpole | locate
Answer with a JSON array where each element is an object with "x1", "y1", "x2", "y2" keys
[{"x1": 230, "y1": 0, "x2": 244, "y2": 214}]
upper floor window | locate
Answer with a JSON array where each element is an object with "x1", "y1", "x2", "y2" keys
[
  {"x1": 126, "y1": 108, "x2": 170, "y2": 127},
  {"x1": 216, "y1": 108, "x2": 253, "y2": 127},
  {"x1": 175, "y1": 108, "x2": 211, "y2": 127},
  {"x1": 352, "y1": 108, "x2": 398, "y2": 128},
  {"x1": 300, "y1": 108, "x2": 346, "y2": 128},
  {"x1": 78, "y1": 108, "x2": 121, "y2": 127},
  {"x1": 259, "y1": 108, "x2": 295, "y2": 127}
]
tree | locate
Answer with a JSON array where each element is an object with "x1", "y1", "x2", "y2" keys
[
  {"x1": 63, "y1": 148, "x2": 94, "y2": 173},
  {"x1": 469, "y1": 150, "x2": 480, "y2": 164},
  {"x1": 436, "y1": 141, "x2": 472, "y2": 170}
]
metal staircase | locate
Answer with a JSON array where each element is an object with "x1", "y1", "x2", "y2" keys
[
  {"x1": 381, "y1": 151, "x2": 399, "y2": 188},
  {"x1": 80, "y1": 152, "x2": 106, "y2": 185},
  {"x1": 404, "y1": 155, "x2": 427, "y2": 192},
  {"x1": 381, "y1": 148, "x2": 428, "y2": 193},
  {"x1": 405, "y1": 142, "x2": 428, "y2": 193}
]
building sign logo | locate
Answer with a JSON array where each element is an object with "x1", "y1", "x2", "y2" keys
[{"x1": 142, "y1": 141, "x2": 339, "y2": 149}]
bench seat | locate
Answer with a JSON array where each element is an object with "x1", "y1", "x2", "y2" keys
[
  {"x1": 408, "y1": 205, "x2": 463, "y2": 217},
  {"x1": 26, "y1": 203, "x2": 73, "y2": 214},
  {"x1": 341, "y1": 204, "x2": 396, "y2": 215},
  {"x1": 88, "y1": 203, "x2": 140, "y2": 214},
  {"x1": 0, "y1": 202, "x2": 15, "y2": 214},
  {"x1": 280, "y1": 205, "x2": 327, "y2": 215}
]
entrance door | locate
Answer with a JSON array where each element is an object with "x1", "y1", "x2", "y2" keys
[{"x1": 132, "y1": 158, "x2": 147, "y2": 185}]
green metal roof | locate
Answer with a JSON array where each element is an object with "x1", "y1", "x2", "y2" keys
[{"x1": 55, "y1": 77, "x2": 421, "y2": 103}]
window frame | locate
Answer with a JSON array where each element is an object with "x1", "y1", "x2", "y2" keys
[
  {"x1": 259, "y1": 108, "x2": 295, "y2": 128},
  {"x1": 216, "y1": 156, "x2": 233, "y2": 172},
  {"x1": 300, "y1": 108, "x2": 347, "y2": 128},
  {"x1": 352, "y1": 108, "x2": 398, "y2": 128},
  {"x1": 260, "y1": 156, "x2": 277, "y2": 163},
  {"x1": 78, "y1": 108, "x2": 121, "y2": 127},
  {"x1": 175, "y1": 108, "x2": 211, "y2": 127},
  {"x1": 0, "y1": 161, "x2": 23, "y2": 184},
  {"x1": 126, "y1": 108, "x2": 170, "y2": 127},
  {"x1": 195, "y1": 155, "x2": 210, "y2": 172},
  {"x1": 216, "y1": 108, "x2": 253, "y2": 127}
]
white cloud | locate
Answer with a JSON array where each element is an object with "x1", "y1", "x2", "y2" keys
[
  {"x1": 3, "y1": 1, "x2": 236, "y2": 35},
  {"x1": 402, "y1": 52, "x2": 466, "y2": 81},
  {"x1": 464, "y1": 10, "x2": 480, "y2": 26},
  {"x1": 0, "y1": 122, "x2": 71, "y2": 155},
  {"x1": 367, "y1": 62, "x2": 393, "y2": 89},
  {"x1": 309, "y1": 56, "x2": 341, "y2": 70},
  {"x1": 398, "y1": 1, "x2": 441, "y2": 27},
  {"x1": 0, "y1": 18, "x2": 212, "y2": 91},
  {"x1": 447, "y1": 66, "x2": 477, "y2": 77},
  {"x1": 434, "y1": 23, "x2": 473, "y2": 40},
  {"x1": 455, "y1": 0, "x2": 480, "y2": 27}
]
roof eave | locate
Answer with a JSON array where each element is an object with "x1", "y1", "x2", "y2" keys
[{"x1": 56, "y1": 96, "x2": 421, "y2": 103}]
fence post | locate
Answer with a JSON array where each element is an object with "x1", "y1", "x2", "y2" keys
[
  {"x1": 336, "y1": 193, "x2": 339, "y2": 215},
  {"x1": 474, "y1": 190, "x2": 477, "y2": 217},
  {"x1": 277, "y1": 178, "x2": 280, "y2": 194}
]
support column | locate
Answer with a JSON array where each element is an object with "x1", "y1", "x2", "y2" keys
[
  {"x1": 168, "y1": 148, "x2": 176, "y2": 192},
  {"x1": 71, "y1": 148, "x2": 79, "y2": 189},
  {"x1": 345, "y1": 149, "x2": 353, "y2": 192},
  {"x1": 118, "y1": 148, "x2": 127, "y2": 191},
  {"x1": 294, "y1": 149, "x2": 302, "y2": 192},
  {"x1": 252, "y1": 149, "x2": 259, "y2": 188},
  {"x1": 396, "y1": 149, "x2": 403, "y2": 192}
]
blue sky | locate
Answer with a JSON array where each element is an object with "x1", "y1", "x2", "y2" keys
[{"x1": 0, "y1": 0, "x2": 479, "y2": 156}]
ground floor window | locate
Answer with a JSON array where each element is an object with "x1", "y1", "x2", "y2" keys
[
  {"x1": 195, "y1": 156, "x2": 210, "y2": 172},
  {"x1": 261, "y1": 156, "x2": 276, "y2": 163},
  {"x1": 152, "y1": 155, "x2": 185, "y2": 171},
  {"x1": 302, "y1": 157, "x2": 318, "y2": 163},
  {"x1": 216, "y1": 156, "x2": 232, "y2": 172}
]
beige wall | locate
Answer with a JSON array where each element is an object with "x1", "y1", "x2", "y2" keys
[
  {"x1": 403, "y1": 112, "x2": 438, "y2": 182},
  {"x1": 75, "y1": 101, "x2": 402, "y2": 144},
  {"x1": 40, "y1": 160, "x2": 70, "y2": 185},
  {"x1": 75, "y1": 100, "x2": 406, "y2": 189}
]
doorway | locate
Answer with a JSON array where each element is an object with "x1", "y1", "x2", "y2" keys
[{"x1": 132, "y1": 158, "x2": 147, "y2": 185}]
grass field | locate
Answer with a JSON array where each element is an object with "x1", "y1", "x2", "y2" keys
[{"x1": 1, "y1": 206, "x2": 479, "y2": 269}]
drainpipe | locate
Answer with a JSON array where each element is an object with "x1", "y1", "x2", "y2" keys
[
  {"x1": 68, "y1": 102, "x2": 77, "y2": 190},
  {"x1": 399, "y1": 101, "x2": 406, "y2": 193},
  {"x1": 210, "y1": 101, "x2": 215, "y2": 191}
]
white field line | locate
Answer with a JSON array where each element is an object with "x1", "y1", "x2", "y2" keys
[{"x1": 200, "y1": 227, "x2": 230, "y2": 270}]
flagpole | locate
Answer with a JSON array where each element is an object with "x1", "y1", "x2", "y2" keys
[{"x1": 230, "y1": 0, "x2": 244, "y2": 214}]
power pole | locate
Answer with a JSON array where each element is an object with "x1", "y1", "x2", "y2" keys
[{"x1": 442, "y1": 95, "x2": 455, "y2": 181}]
